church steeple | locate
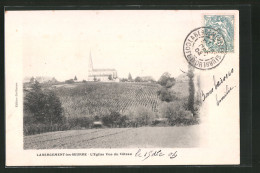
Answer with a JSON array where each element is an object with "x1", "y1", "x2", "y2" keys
[{"x1": 88, "y1": 50, "x2": 93, "y2": 71}]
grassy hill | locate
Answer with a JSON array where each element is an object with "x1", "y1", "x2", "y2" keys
[
  {"x1": 53, "y1": 81, "x2": 189, "y2": 119},
  {"x1": 24, "y1": 80, "x2": 189, "y2": 118},
  {"x1": 54, "y1": 82, "x2": 162, "y2": 118},
  {"x1": 23, "y1": 81, "x2": 192, "y2": 135}
]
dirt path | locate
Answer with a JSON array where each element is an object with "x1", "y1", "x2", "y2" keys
[{"x1": 24, "y1": 125, "x2": 200, "y2": 149}]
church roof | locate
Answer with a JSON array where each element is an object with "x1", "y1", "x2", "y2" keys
[
  {"x1": 92, "y1": 69, "x2": 116, "y2": 71},
  {"x1": 89, "y1": 74, "x2": 111, "y2": 77}
]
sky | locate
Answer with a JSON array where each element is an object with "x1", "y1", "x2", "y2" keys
[{"x1": 5, "y1": 10, "x2": 204, "y2": 81}]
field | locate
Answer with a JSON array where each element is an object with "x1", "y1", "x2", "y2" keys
[
  {"x1": 23, "y1": 80, "x2": 192, "y2": 136},
  {"x1": 23, "y1": 80, "x2": 198, "y2": 149},
  {"x1": 24, "y1": 125, "x2": 199, "y2": 149},
  {"x1": 54, "y1": 82, "x2": 163, "y2": 118}
]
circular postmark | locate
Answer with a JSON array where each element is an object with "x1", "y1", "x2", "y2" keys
[{"x1": 183, "y1": 27, "x2": 227, "y2": 70}]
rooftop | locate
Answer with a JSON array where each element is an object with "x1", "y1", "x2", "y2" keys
[{"x1": 92, "y1": 69, "x2": 116, "y2": 72}]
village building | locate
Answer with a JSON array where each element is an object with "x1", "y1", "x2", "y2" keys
[
  {"x1": 24, "y1": 76, "x2": 57, "y2": 84},
  {"x1": 87, "y1": 51, "x2": 118, "y2": 82}
]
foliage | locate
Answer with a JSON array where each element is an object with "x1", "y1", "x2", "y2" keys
[
  {"x1": 157, "y1": 72, "x2": 178, "y2": 103},
  {"x1": 23, "y1": 80, "x2": 198, "y2": 135},
  {"x1": 65, "y1": 79, "x2": 75, "y2": 84},
  {"x1": 30, "y1": 77, "x2": 35, "y2": 83},
  {"x1": 108, "y1": 75, "x2": 112, "y2": 80},
  {"x1": 101, "y1": 111, "x2": 128, "y2": 128},
  {"x1": 51, "y1": 77, "x2": 58, "y2": 84},
  {"x1": 134, "y1": 76, "x2": 143, "y2": 82},
  {"x1": 124, "y1": 106, "x2": 156, "y2": 127},
  {"x1": 158, "y1": 72, "x2": 176, "y2": 88},
  {"x1": 67, "y1": 117, "x2": 93, "y2": 129},
  {"x1": 128, "y1": 73, "x2": 133, "y2": 81},
  {"x1": 158, "y1": 101, "x2": 197, "y2": 126},
  {"x1": 165, "y1": 80, "x2": 175, "y2": 88},
  {"x1": 134, "y1": 76, "x2": 155, "y2": 83},
  {"x1": 157, "y1": 87, "x2": 178, "y2": 102},
  {"x1": 24, "y1": 81, "x2": 64, "y2": 125},
  {"x1": 24, "y1": 123, "x2": 69, "y2": 136},
  {"x1": 135, "y1": 106, "x2": 156, "y2": 126},
  {"x1": 120, "y1": 78, "x2": 128, "y2": 82},
  {"x1": 142, "y1": 76, "x2": 155, "y2": 83},
  {"x1": 23, "y1": 81, "x2": 65, "y2": 135},
  {"x1": 187, "y1": 65, "x2": 195, "y2": 116},
  {"x1": 74, "y1": 76, "x2": 77, "y2": 81}
]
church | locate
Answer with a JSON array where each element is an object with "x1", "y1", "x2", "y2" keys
[{"x1": 87, "y1": 51, "x2": 118, "y2": 82}]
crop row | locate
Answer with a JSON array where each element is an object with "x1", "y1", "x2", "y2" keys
[{"x1": 55, "y1": 82, "x2": 161, "y2": 117}]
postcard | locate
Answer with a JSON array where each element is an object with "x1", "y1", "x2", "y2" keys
[{"x1": 5, "y1": 10, "x2": 239, "y2": 166}]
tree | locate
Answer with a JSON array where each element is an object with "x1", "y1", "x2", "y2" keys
[
  {"x1": 134, "y1": 106, "x2": 156, "y2": 126},
  {"x1": 124, "y1": 106, "x2": 156, "y2": 126},
  {"x1": 30, "y1": 77, "x2": 35, "y2": 84},
  {"x1": 108, "y1": 75, "x2": 112, "y2": 80},
  {"x1": 120, "y1": 78, "x2": 128, "y2": 82},
  {"x1": 74, "y1": 76, "x2": 77, "y2": 81},
  {"x1": 102, "y1": 111, "x2": 123, "y2": 128},
  {"x1": 134, "y1": 76, "x2": 142, "y2": 82},
  {"x1": 157, "y1": 87, "x2": 178, "y2": 102},
  {"x1": 128, "y1": 73, "x2": 133, "y2": 81},
  {"x1": 158, "y1": 72, "x2": 176, "y2": 88},
  {"x1": 187, "y1": 65, "x2": 195, "y2": 116},
  {"x1": 51, "y1": 77, "x2": 58, "y2": 84},
  {"x1": 65, "y1": 79, "x2": 74, "y2": 84},
  {"x1": 194, "y1": 75, "x2": 202, "y2": 117},
  {"x1": 157, "y1": 72, "x2": 177, "y2": 102},
  {"x1": 24, "y1": 81, "x2": 64, "y2": 125},
  {"x1": 159, "y1": 102, "x2": 192, "y2": 125}
]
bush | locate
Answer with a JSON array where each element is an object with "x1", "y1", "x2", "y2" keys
[
  {"x1": 24, "y1": 115, "x2": 37, "y2": 125},
  {"x1": 24, "y1": 123, "x2": 67, "y2": 136},
  {"x1": 65, "y1": 79, "x2": 74, "y2": 84},
  {"x1": 181, "y1": 97, "x2": 200, "y2": 117},
  {"x1": 158, "y1": 101, "x2": 196, "y2": 126},
  {"x1": 24, "y1": 124, "x2": 41, "y2": 135},
  {"x1": 23, "y1": 81, "x2": 65, "y2": 135},
  {"x1": 23, "y1": 116, "x2": 93, "y2": 135},
  {"x1": 158, "y1": 72, "x2": 176, "y2": 88},
  {"x1": 134, "y1": 77, "x2": 143, "y2": 82},
  {"x1": 123, "y1": 109, "x2": 137, "y2": 127},
  {"x1": 67, "y1": 117, "x2": 93, "y2": 129},
  {"x1": 24, "y1": 81, "x2": 64, "y2": 125},
  {"x1": 128, "y1": 73, "x2": 133, "y2": 82},
  {"x1": 101, "y1": 111, "x2": 128, "y2": 128},
  {"x1": 124, "y1": 106, "x2": 156, "y2": 127},
  {"x1": 157, "y1": 87, "x2": 178, "y2": 102},
  {"x1": 135, "y1": 106, "x2": 156, "y2": 126},
  {"x1": 120, "y1": 78, "x2": 128, "y2": 82}
]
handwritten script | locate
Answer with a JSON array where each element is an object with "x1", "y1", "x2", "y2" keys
[
  {"x1": 135, "y1": 149, "x2": 177, "y2": 161},
  {"x1": 201, "y1": 68, "x2": 236, "y2": 106}
]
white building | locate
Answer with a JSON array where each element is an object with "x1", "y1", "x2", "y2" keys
[{"x1": 87, "y1": 51, "x2": 118, "y2": 82}]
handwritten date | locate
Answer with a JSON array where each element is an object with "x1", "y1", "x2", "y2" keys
[{"x1": 135, "y1": 149, "x2": 177, "y2": 161}]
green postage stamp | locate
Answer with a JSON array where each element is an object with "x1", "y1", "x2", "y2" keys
[{"x1": 204, "y1": 15, "x2": 235, "y2": 53}]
